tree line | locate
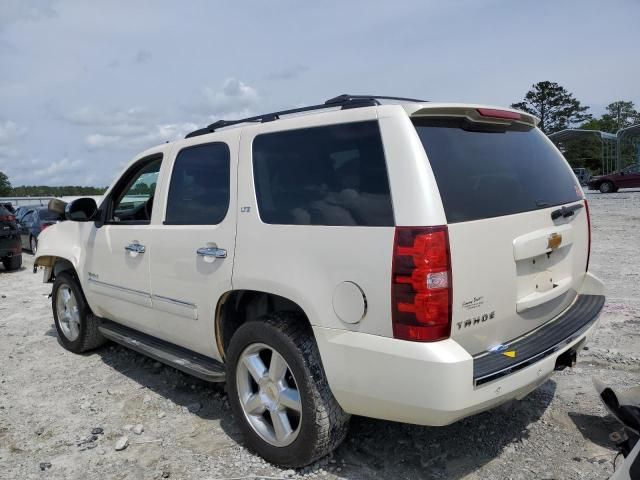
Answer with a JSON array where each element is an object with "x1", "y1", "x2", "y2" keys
[
  {"x1": 0, "y1": 172, "x2": 106, "y2": 197},
  {"x1": 511, "y1": 81, "x2": 639, "y2": 173}
]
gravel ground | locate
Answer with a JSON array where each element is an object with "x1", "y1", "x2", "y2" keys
[{"x1": 1, "y1": 189, "x2": 638, "y2": 480}]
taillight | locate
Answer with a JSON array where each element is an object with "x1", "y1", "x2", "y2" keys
[
  {"x1": 0, "y1": 214, "x2": 15, "y2": 222},
  {"x1": 391, "y1": 226, "x2": 452, "y2": 342},
  {"x1": 476, "y1": 108, "x2": 521, "y2": 120},
  {"x1": 584, "y1": 200, "x2": 591, "y2": 271}
]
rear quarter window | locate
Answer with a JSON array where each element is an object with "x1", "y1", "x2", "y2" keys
[
  {"x1": 252, "y1": 121, "x2": 394, "y2": 226},
  {"x1": 414, "y1": 118, "x2": 582, "y2": 223}
]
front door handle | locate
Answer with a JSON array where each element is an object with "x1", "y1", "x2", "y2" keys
[
  {"x1": 196, "y1": 247, "x2": 227, "y2": 258},
  {"x1": 125, "y1": 243, "x2": 146, "y2": 254}
]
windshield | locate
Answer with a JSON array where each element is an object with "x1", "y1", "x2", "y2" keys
[{"x1": 414, "y1": 118, "x2": 582, "y2": 223}]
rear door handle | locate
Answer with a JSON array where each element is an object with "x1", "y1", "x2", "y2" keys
[
  {"x1": 196, "y1": 247, "x2": 227, "y2": 258},
  {"x1": 125, "y1": 243, "x2": 146, "y2": 254}
]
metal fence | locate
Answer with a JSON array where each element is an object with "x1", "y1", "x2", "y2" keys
[{"x1": 0, "y1": 197, "x2": 56, "y2": 207}]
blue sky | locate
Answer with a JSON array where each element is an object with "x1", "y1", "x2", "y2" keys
[{"x1": 1, "y1": 0, "x2": 638, "y2": 187}]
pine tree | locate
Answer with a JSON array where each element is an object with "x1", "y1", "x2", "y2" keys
[
  {"x1": 511, "y1": 81, "x2": 591, "y2": 134},
  {"x1": 0, "y1": 171, "x2": 12, "y2": 196}
]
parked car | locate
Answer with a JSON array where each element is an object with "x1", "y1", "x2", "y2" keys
[
  {"x1": 34, "y1": 95, "x2": 605, "y2": 467},
  {"x1": 18, "y1": 207, "x2": 64, "y2": 254},
  {"x1": 0, "y1": 205, "x2": 22, "y2": 270},
  {"x1": 588, "y1": 163, "x2": 640, "y2": 193},
  {"x1": 1, "y1": 202, "x2": 16, "y2": 214},
  {"x1": 572, "y1": 167, "x2": 591, "y2": 186},
  {"x1": 15, "y1": 204, "x2": 41, "y2": 223}
]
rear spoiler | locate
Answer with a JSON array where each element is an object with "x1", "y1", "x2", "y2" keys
[{"x1": 410, "y1": 106, "x2": 538, "y2": 128}]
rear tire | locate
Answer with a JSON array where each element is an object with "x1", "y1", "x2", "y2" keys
[
  {"x1": 2, "y1": 254, "x2": 22, "y2": 271},
  {"x1": 52, "y1": 272, "x2": 106, "y2": 353},
  {"x1": 599, "y1": 181, "x2": 614, "y2": 193},
  {"x1": 226, "y1": 312, "x2": 350, "y2": 467}
]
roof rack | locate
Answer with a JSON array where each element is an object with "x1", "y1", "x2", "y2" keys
[{"x1": 185, "y1": 94, "x2": 427, "y2": 138}]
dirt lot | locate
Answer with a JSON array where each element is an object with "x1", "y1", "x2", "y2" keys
[{"x1": 1, "y1": 189, "x2": 639, "y2": 480}]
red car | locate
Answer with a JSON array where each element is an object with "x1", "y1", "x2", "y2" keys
[{"x1": 588, "y1": 164, "x2": 640, "y2": 193}]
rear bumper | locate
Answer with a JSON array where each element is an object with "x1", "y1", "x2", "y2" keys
[
  {"x1": 315, "y1": 274, "x2": 605, "y2": 426},
  {"x1": 473, "y1": 294, "x2": 604, "y2": 386}
]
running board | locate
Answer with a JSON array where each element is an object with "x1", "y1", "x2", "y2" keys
[{"x1": 98, "y1": 320, "x2": 226, "y2": 382}]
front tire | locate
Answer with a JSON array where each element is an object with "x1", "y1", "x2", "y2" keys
[
  {"x1": 2, "y1": 254, "x2": 22, "y2": 271},
  {"x1": 52, "y1": 272, "x2": 106, "y2": 353},
  {"x1": 226, "y1": 312, "x2": 350, "y2": 467},
  {"x1": 599, "y1": 181, "x2": 614, "y2": 193}
]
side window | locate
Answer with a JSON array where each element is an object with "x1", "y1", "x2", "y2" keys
[
  {"x1": 22, "y1": 211, "x2": 35, "y2": 224},
  {"x1": 110, "y1": 156, "x2": 162, "y2": 224},
  {"x1": 252, "y1": 121, "x2": 394, "y2": 226},
  {"x1": 165, "y1": 142, "x2": 230, "y2": 225}
]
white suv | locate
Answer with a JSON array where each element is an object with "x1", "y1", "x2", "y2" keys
[{"x1": 35, "y1": 94, "x2": 605, "y2": 467}]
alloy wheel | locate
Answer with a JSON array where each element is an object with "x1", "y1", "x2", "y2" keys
[
  {"x1": 236, "y1": 343, "x2": 303, "y2": 447},
  {"x1": 56, "y1": 285, "x2": 80, "y2": 341}
]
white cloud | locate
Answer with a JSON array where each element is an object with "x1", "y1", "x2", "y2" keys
[
  {"x1": 0, "y1": 0, "x2": 57, "y2": 31},
  {"x1": 203, "y1": 78, "x2": 259, "y2": 117},
  {"x1": 4, "y1": 157, "x2": 98, "y2": 186},
  {"x1": 63, "y1": 106, "x2": 151, "y2": 126},
  {"x1": 84, "y1": 122, "x2": 198, "y2": 151},
  {"x1": 0, "y1": 120, "x2": 26, "y2": 161},
  {"x1": 0, "y1": 120, "x2": 25, "y2": 145}
]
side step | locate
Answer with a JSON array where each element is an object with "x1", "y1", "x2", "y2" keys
[{"x1": 98, "y1": 320, "x2": 226, "y2": 382}]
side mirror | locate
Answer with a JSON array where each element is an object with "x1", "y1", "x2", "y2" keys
[{"x1": 65, "y1": 198, "x2": 98, "y2": 222}]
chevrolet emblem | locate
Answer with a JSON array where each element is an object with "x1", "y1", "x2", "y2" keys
[{"x1": 547, "y1": 233, "x2": 562, "y2": 250}]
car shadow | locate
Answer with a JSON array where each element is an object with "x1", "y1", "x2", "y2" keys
[
  {"x1": 334, "y1": 382, "x2": 556, "y2": 479},
  {"x1": 92, "y1": 343, "x2": 244, "y2": 445},
  {"x1": 0, "y1": 264, "x2": 27, "y2": 274},
  {"x1": 567, "y1": 412, "x2": 619, "y2": 451},
  {"x1": 89, "y1": 340, "x2": 557, "y2": 478}
]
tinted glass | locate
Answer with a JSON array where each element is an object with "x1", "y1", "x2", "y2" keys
[
  {"x1": 165, "y1": 142, "x2": 230, "y2": 225},
  {"x1": 112, "y1": 157, "x2": 162, "y2": 223},
  {"x1": 414, "y1": 118, "x2": 582, "y2": 223},
  {"x1": 253, "y1": 121, "x2": 393, "y2": 226},
  {"x1": 39, "y1": 208, "x2": 63, "y2": 221},
  {"x1": 0, "y1": 206, "x2": 11, "y2": 217}
]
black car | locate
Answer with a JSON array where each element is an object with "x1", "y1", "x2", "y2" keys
[
  {"x1": 0, "y1": 205, "x2": 22, "y2": 271},
  {"x1": 18, "y1": 207, "x2": 64, "y2": 254},
  {"x1": 1, "y1": 202, "x2": 15, "y2": 213}
]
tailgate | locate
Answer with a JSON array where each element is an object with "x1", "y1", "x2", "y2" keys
[
  {"x1": 412, "y1": 109, "x2": 588, "y2": 355},
  {"x1": 448, "y1": 204, "x2": 589, "y2": 355}
]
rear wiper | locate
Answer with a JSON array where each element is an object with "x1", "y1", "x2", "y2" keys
[{"x1": 551, "y1": 203, "x2": 584, "y2": 220}]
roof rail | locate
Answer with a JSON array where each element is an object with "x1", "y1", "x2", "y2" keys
[
  {"x1": 324, "y1": 94, "x2": 427, "y2": 105},
  {"x1": 185, "y1": 94, "x2": 427, "y2": 138}
]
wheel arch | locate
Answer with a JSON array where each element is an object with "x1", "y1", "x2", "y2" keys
[
  {"x1": 35, "y1": 255, "x2": 78, "y2": 283},
  {"x1": 215, "y1": 289, "x2": 313, "y2": 360}
]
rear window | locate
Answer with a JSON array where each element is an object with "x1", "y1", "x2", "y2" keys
[
  {"x1": 414, "y1": 118, "x2": 581, "y2": 223},
  {"x1": 252, "y1": 121, "x2": 394, "y2": 226}
]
